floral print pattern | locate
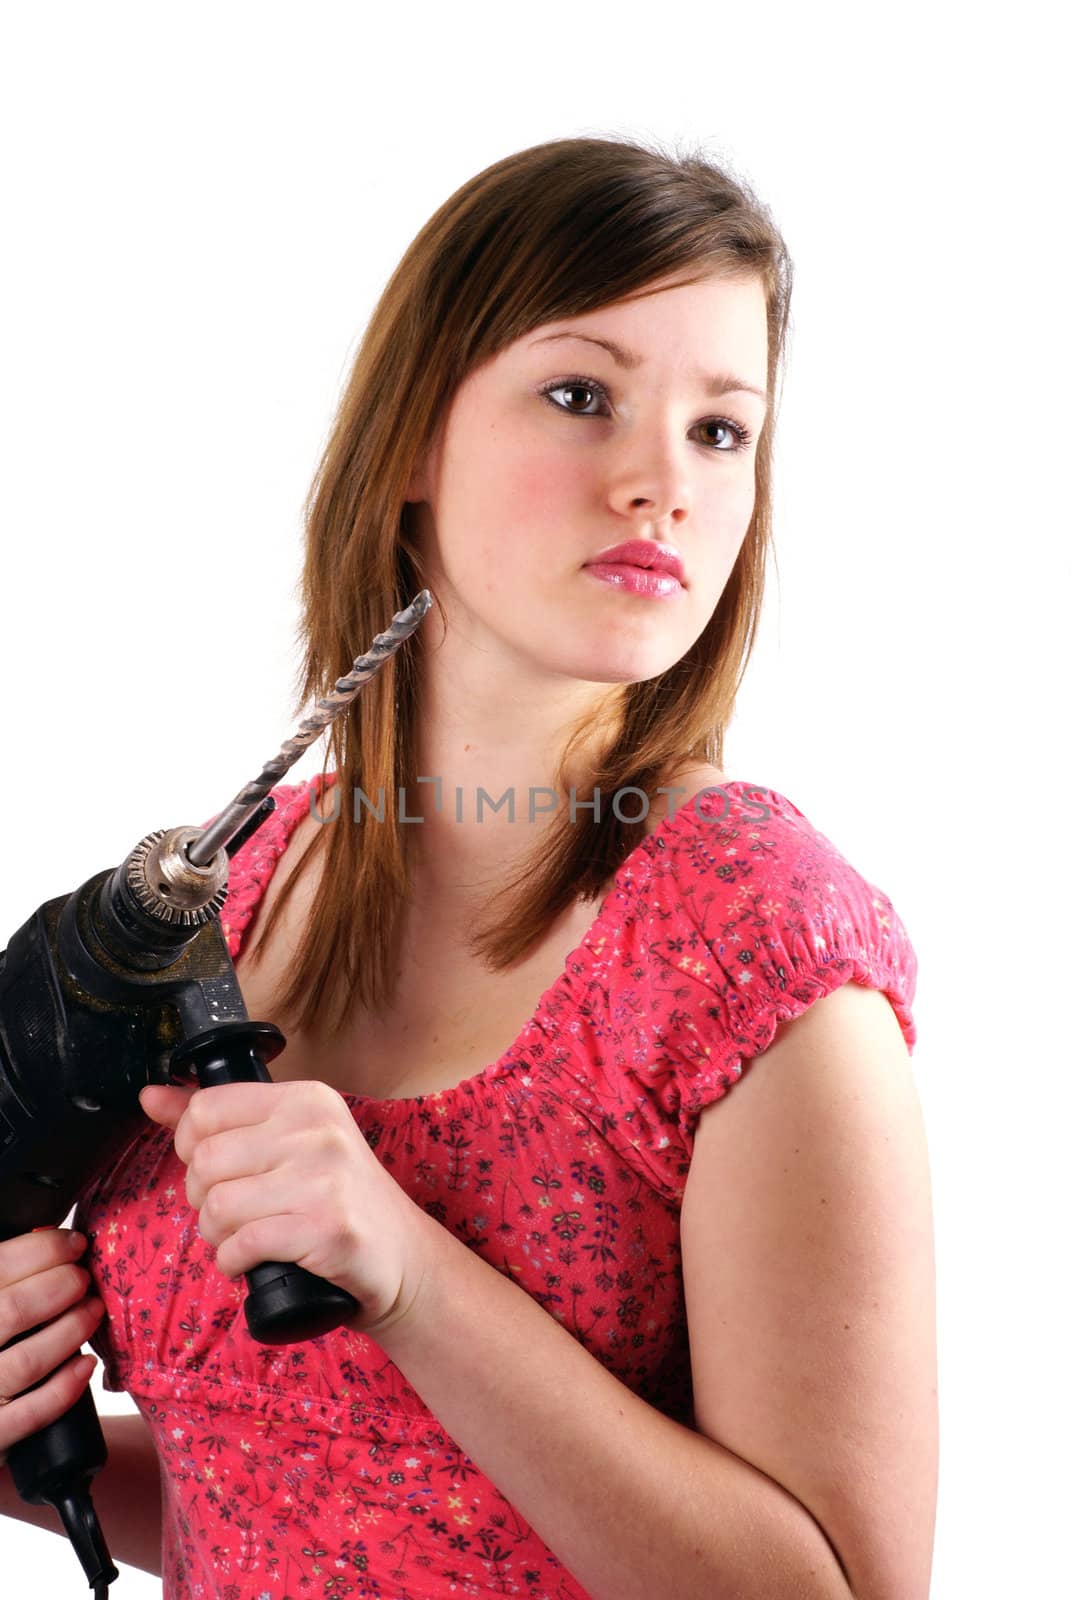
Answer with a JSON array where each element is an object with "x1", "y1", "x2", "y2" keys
[{"x1": 73, "y1": 775, "x2": 918, "y2": 1598}]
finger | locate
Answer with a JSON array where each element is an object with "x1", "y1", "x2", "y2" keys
[
  {"x1": 183, "y1": 1124, "x2": 278, "y2": 1211},
  {"x1": 192, "y1": 1165, "x2": 306, "y2": 1253},
  {"x1": 0, "y1": 1261, "x2": 94, "y2": 1347},
  {"x1": 0, "y1": 1350, "x2": 99, "y2": 1466},
  {"x1": 195, "y1": 1162, "x2": 351, "y2": 1265},
  {"x1": 0, "y1": 1294, "x2": 104, "y2": 1400},
  {"x1": 0, "y1": 1229, "x2": 88, "y2": 1293},
  {"x1": 138, "y1": 1083, "x2": 196, "y2": 1129},
  {"x1": 202, "y1": 1158, "x2": 365, "y2": 1280},
  {"x1": 212, "y1": 1209, "x2": 350, "y2": 1284},
  {"x1": 148, "y1": 1082, "x2": 287, "y2": 1163}
]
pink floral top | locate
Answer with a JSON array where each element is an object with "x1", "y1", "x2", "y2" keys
[{"x1": 74, "y1": 774, "x2": 918, "y2": 1600}]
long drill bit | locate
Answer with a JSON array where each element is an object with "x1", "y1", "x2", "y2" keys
[{"x1": 186, "y1": 589, "x2": 435, "y2": 868}]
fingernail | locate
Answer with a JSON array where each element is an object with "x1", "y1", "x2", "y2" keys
[{"x1": 67, "y1": 1231, "x2": 87, "y2": 1250}]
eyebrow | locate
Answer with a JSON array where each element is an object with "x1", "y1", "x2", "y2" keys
[{"x1": 531, "y1": 330, "x2": 769, "y2": 406}]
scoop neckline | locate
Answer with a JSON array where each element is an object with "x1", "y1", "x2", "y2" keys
[{"x1": 262, "y1": 773, "x2": 774, "y2": 1112}]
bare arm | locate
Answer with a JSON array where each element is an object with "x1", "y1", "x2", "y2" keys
[
  {"x1": 376, "y1": 1207, "x2": 852, "y2": 1600},
  {"x1": 0, "y1": 1411, "x2": 162, "y2": 1578}
]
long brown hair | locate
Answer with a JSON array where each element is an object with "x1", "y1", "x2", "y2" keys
[{"x1": 243, "y1": 133, "x2": 793, "y2": 1038}]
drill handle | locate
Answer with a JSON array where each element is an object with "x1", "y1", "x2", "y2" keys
[{"x1": 168, "y1": 1021, "x2": 361, "y2": 1344}]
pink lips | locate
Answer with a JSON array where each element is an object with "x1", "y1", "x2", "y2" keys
[{"x1": 583, "y1": 541, "x2": 685, "y2": 597}]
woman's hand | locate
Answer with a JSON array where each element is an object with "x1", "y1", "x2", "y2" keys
[
  {"x1": 0, "y1": 1228, "x2": 103, "y2": 1469},
  {"x1": 138, "y1": 1080, "x2": 435, "y2": 1340}
]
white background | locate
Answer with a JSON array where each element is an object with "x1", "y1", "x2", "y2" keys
[{"x1": 1, "y1": 3, "x2": 1066, "y2": 1595}]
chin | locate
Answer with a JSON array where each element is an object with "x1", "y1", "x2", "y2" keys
[{"x1": 561, "y1": 648, "x2": 683, "y2": 686}]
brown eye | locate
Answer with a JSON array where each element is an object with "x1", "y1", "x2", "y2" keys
[
  {"x1": 539, "y1": 375, "x2": 753, "y2": 453},
  {"x1": 698, "y1": 419, "x2": 753, "y2": 451},
  {"x1": 544, "y1": 381, "x2": 601, "y2": 413}
]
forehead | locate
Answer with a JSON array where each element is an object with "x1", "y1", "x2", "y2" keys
[
  {"x1": 496, "y1": 275, "x2": 771, "y2": 406},
  {"x1": 523, "y1": 274, "x2": 768, "y2": 373}
]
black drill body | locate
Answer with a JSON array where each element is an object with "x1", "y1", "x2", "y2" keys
[{"x1": 0, "y1": 868, "x2": 244, "y2": 1234}]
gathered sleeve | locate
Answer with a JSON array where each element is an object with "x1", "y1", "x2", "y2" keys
[{"x1": 591, "y1": 785, "x2": 920, "y2": 1202}]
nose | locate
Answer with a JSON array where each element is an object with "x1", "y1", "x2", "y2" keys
[{"x1": 604, "y1": 425, "x2": 693, "y2": 526}]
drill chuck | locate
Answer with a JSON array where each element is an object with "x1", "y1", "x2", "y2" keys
[{"x1": 124, "y1": 825, "x2": 230, "y2": 927}]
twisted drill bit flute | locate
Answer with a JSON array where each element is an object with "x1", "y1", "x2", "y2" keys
[{"x1": 186, "y1": 589, "x2": 434, "y2": 869}]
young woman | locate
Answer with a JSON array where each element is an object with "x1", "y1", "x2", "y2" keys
[{"x1": 0, "y1": 135, "x2": 937, "y2": 1599}]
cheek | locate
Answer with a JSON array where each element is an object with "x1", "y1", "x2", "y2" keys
[
  {"x1": 686, "y1": 475, "x2": 755, "y2": 591},
  {"x1": 444, "y1": 445, "x2": 581, "y2": 592},
  {"x1": 499, "y1": 446, "x2": 581, "y2": 529},
  {"x1": 704, "y1": 470, "x2": 756, "y2": 543}
]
